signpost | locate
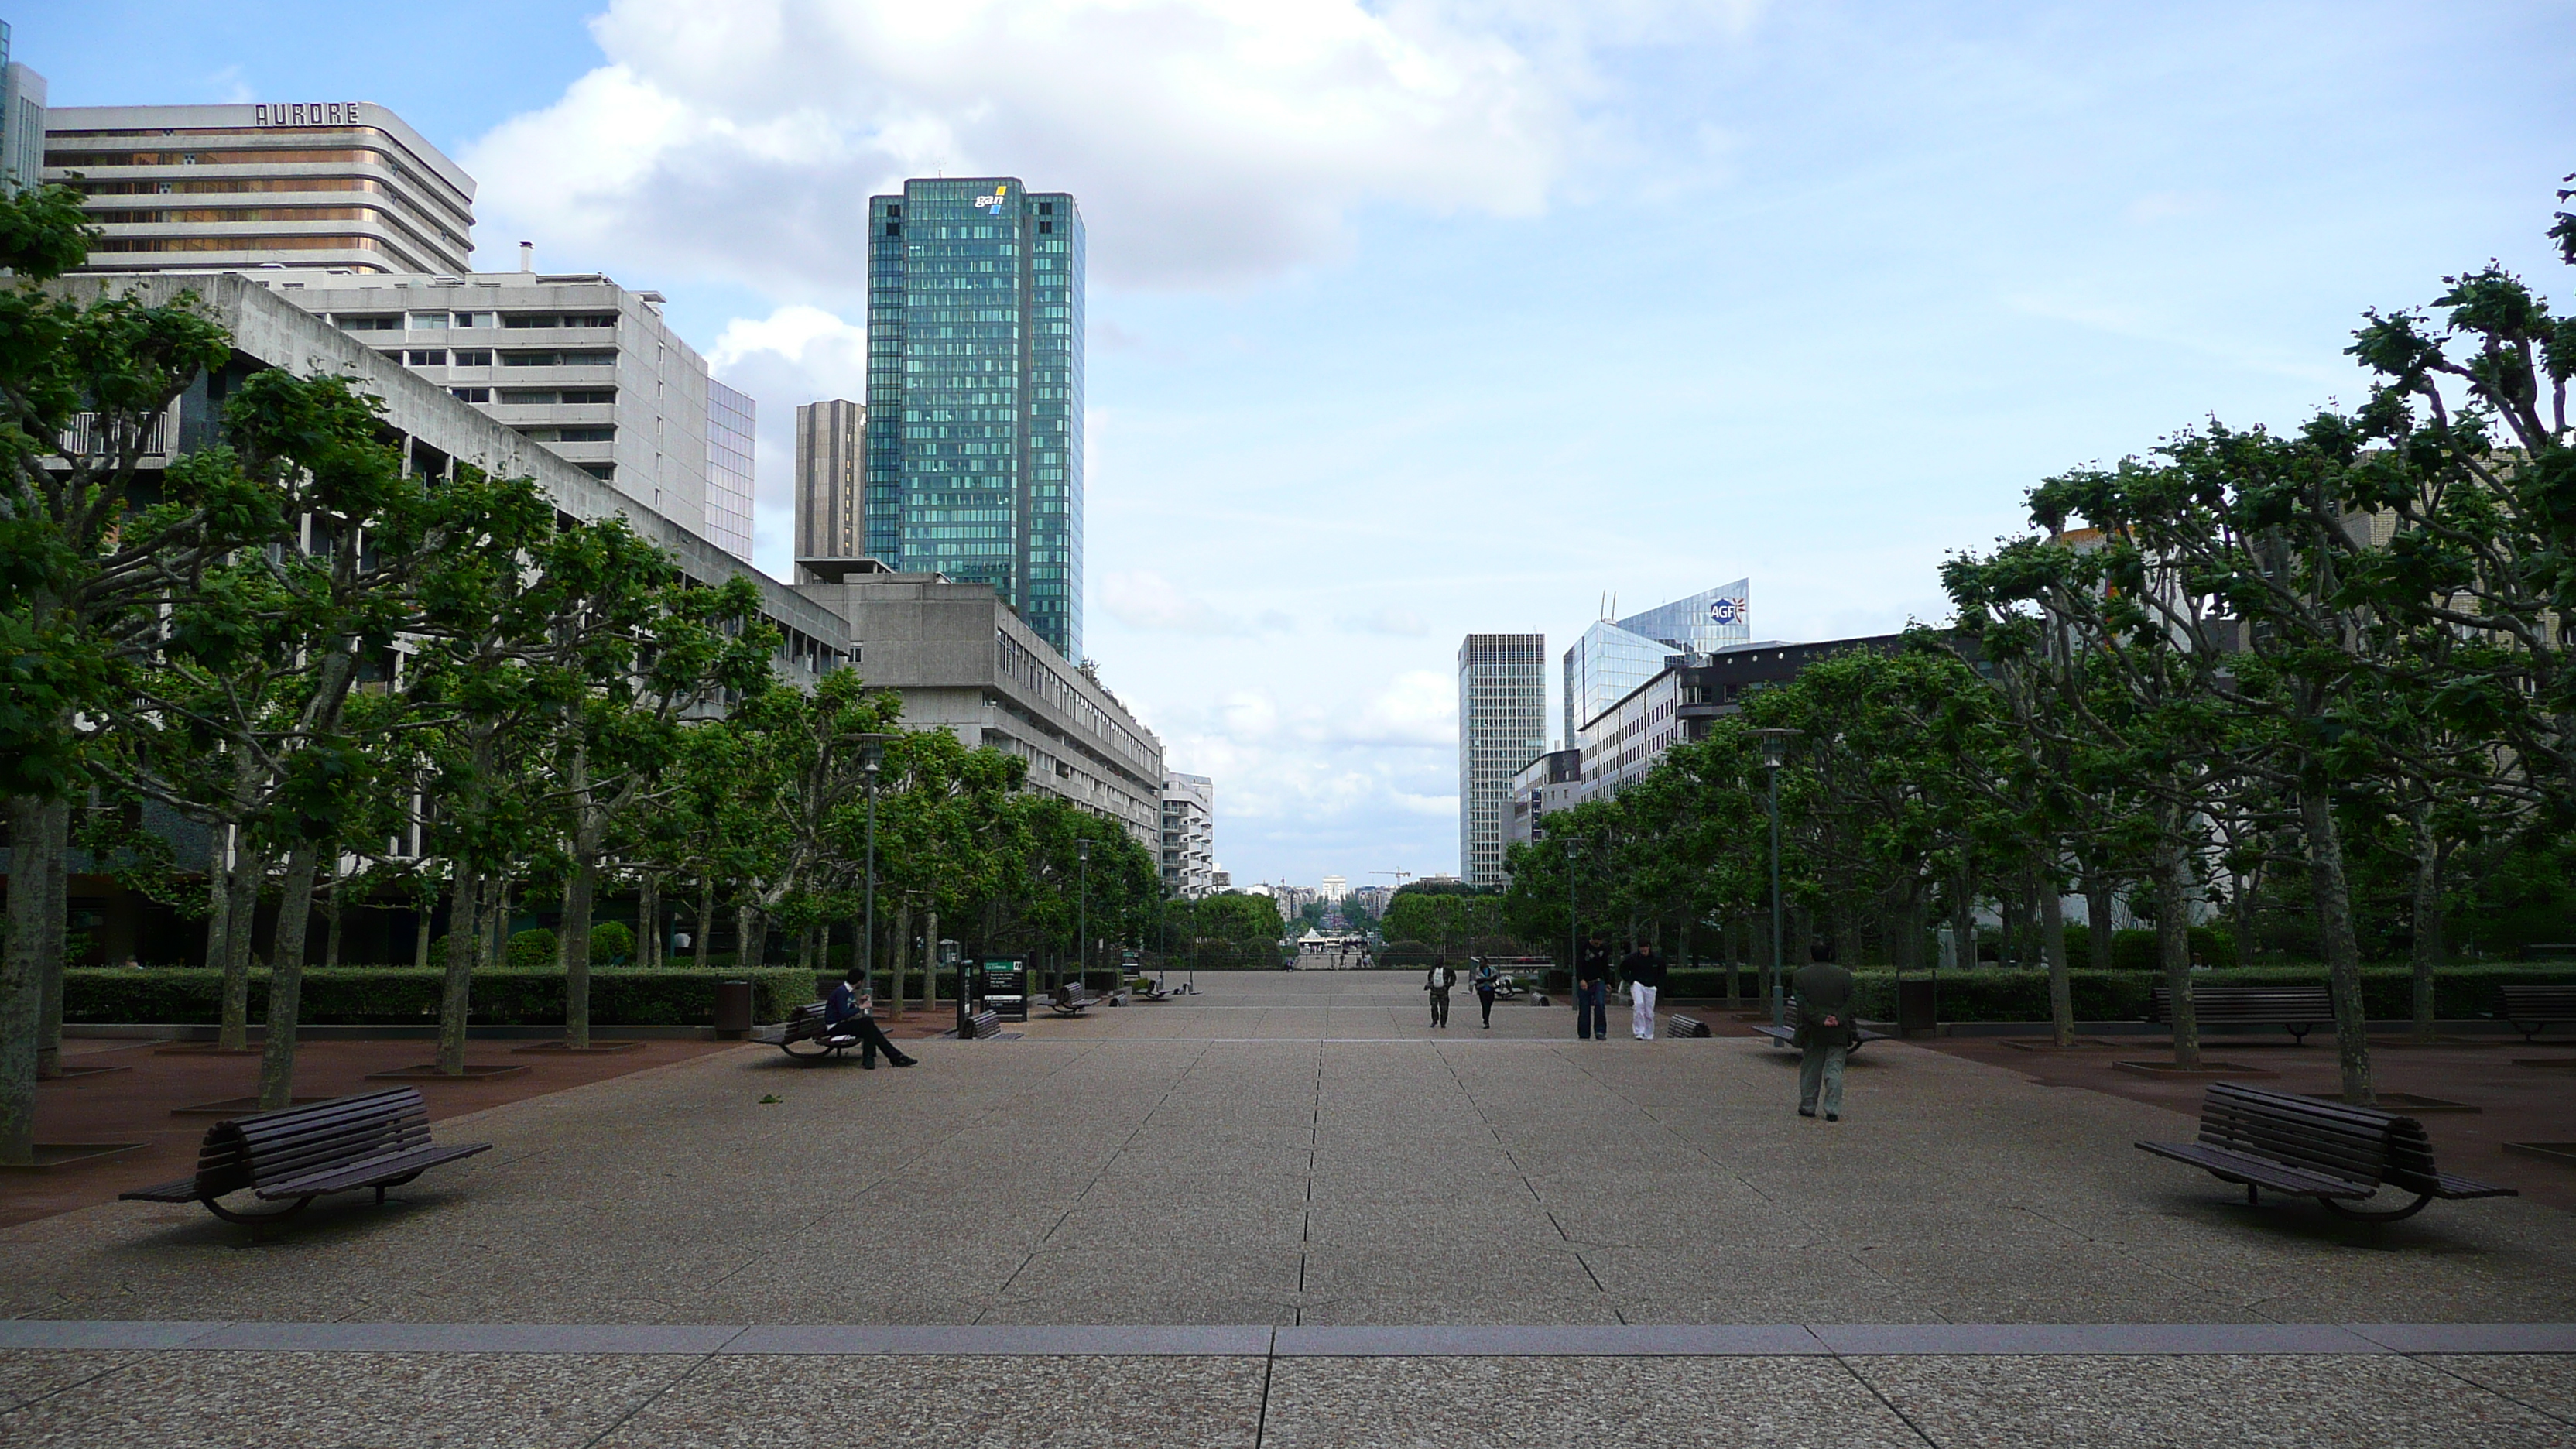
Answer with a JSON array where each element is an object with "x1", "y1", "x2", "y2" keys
[{"x1": 980, "y1": 958, "x2": 1029, "y2": 1022}]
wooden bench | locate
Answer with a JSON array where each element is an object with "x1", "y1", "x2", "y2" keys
[
  {"x1": 2150, "y1": 986, "x2": 2334, "y2": 1043},
  {"x1": 2137, "y1": 1082, "x2": 2516, "y2": 1221},
  {"x1": 1752, "y1": 999, "x2": 1892, "y2": 1052},
  {"x1": 1664, "y1": 1013, "x2": 1712, "y2": 1038},
  {"x1": 1050, "y1": 984, "x2": 1100, "y2": 1016},
  {"x1": 960, "y1": 1009, "x2": 1003, "y2": 1040},
  {"x1": 751, "y1": 1002, "x2": 867, "y2": 1061},
  {"x1": 120, "y1": 1088, "x2": 488, "y2": 1229},
  {"x1": 2500, "y1": 985, "x2": 2576, "y2": 1043}
]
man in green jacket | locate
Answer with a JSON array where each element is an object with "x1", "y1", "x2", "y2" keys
[{"x1": 1793, "y1": 957, "x2": 1857, "y2": 1122}]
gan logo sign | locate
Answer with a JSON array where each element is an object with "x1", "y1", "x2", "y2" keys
[
  {"x1": 1708, "y1": 596, "x2": 1745, "y2": 626},
  {"x1": 975, "y1": 184, "x2": 1009, "y2": 215}
]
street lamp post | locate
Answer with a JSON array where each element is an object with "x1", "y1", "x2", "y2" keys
[
  {"x1": 1075, "y1": 838, "x2": 1091, "y2": 996},
  {"x1": 855, "y1": 735, "x2": 895, "y2": 1005},
  {"x1": 1754, "y1": 728, "x2": 1800, "y2": 1029}
]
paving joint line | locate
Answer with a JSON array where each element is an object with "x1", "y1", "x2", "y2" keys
[
  {"x1": 1831, "y1": 1354, "x2": 1944, "y2": 1448},
  {"x1": 574, "y1": 1348, "x2": 717, "y2": 1449}
]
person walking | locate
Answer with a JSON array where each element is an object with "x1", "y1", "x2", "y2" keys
[
  {"x1": 1424, "y1": 961, "x2": 1455, "y2": 1028},
  {"x1": 1622, "y1": 942, "x2": 1667, "y2": 1040},
  {"x1": 1471, "y1": 959, "x2": 1500, "y2": 1029},
  {"x1": 1793, "y1": 955, "x2": 1857, "y2": 1120},
  {"x1": 1574, "y1": 935, "x2": 1612, "y2": 1040}
]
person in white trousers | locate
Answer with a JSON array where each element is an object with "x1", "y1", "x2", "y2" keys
[{"x1": 1619, "y1": 942, "x2": 1666, "y2": 1040}]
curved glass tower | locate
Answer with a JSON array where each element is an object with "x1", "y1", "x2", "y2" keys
[{"x1": 865, "y1": 177, "x2": 1084, "y2": 659}]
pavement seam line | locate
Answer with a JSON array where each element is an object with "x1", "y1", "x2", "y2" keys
[
  {"x1": 574, "y1": 1348, "x2": 721, "y2": 1449},
  {"x1": 0, "y1": 1348, "x2": 161, "y2": 1419},
  {"x1": 1830, "y1": 1352, "x2": 1946, "y2": 1448},
  {"x1": 2396, "y1": 1351, "x2": 2576, "y2": 1427}
]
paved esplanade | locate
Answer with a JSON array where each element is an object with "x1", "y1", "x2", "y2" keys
[{"x1": 2, "y1": 972, "x2": 2569, "y2": 1444}]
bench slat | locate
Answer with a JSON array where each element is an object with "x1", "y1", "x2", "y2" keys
[
  {"x1": 2136, "y1": 1141, "x2": 2374, "y2": 1199},
  {"x1": 259, "y1": 1142, "x2": 493, "y2": 1199}
]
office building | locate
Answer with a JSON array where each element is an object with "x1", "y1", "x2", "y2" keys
[
  {"x1": 276, "y1": 269, "x2": 734, "y2": 553},
  {"x1": 0, "y1": 22, "x2": 44, "y2": 194},
  {"x1": 1160, "y1": 772, "x2": 1215, "y2": 899},
  {"x1": 794, "y1": 398, "x2": 865, "y2": 576},
  {"x1": 44, "y1": 102, "x2": 474, "y2": 276},
  {"x1": 1564, "y1": 580, "x2": 1752, "y2": 746},
  {"x1": 1503, "y1": 748, "x2": 1582, "y2": 854},
  {"x1": 864, "y1": 177, "x2": 1084, "y2": 658},
  {"x1": 1458, "y1": 633, "x2": 1547, "y2": 889},
  {"x1": 704, "y1": 379, "x2": 756, "y2": 561},
  {"x1": 790, "y1": 568, "x2": 1163, "y2": 846}
]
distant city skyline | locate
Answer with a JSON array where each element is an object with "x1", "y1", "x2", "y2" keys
[{"x1": 22, "y1": 0, "x2": 2571, "y2": 886}]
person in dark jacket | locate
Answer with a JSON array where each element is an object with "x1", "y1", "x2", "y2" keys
[
  {"x1": 1574, "y1": 936, "x2": 1613, "y2": 1040},
  {"x1": 825, "y1": 971, "x2": 916, "y2": 1069},
  {"x1": 1471, "y1": 960, "x2": 1501, "y2": 1028},
  {"x1": 1621, "y1": 944, "x2": 1667, "y2": 1040},
  {"x1": 1792, "y1": 957, "x2": 1856, "y2": 1119},
  {"x1": 1423, "y1": 962, "x2": 1455, "y2": 1028}
]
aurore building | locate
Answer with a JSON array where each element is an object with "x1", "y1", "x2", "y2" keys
[{"x1": 865, "y1": 177, "x2": 1084, "y2": 659}]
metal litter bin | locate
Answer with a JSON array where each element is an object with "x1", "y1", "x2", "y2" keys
[
  {"x1": 1897, "y1": 977, "x2": 1937, "y2": 1037},
  {"x1": 713, "y1": 979, "x2": 754, "y2": 1038}
]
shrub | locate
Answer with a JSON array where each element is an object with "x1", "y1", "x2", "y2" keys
[
  {"x1": 587, "y1": 922, "x2": 635, "y2": 966},
  {"x1": 67, "y1": 967, "x2": 824, "y2": 1026},
  {"x1": 506, "y1": 928, "x2": 559, "y2": 969},
  {"x1": 1834, "y1": 964, "x2": 2576, "y2": 1023}
]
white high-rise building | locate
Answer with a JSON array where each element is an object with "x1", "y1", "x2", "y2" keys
[
  {"x1": 1458, "y1": 633, "x2": 1547, "y2": 889},
  {"x1": 276, "y1": 269, "x2": 741, "y2": 557},
  {"x1": 1160, "y1": 772, "x2": 1215, "y2": 899}
]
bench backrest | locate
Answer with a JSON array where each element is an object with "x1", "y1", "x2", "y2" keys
[
  {"x1": 2196, "y1": 1083, "x2": 2429, "y2": 1190},
  {"x1": 2153, "y1": 987, "x2": 2333, "y2": 1022},
  {"x1": 200, "y1": 1088, "x2": 433, "y2": 1196},
  {"x1": 2501, "y1": 985, "x2": 2576, "y2": 1013}
]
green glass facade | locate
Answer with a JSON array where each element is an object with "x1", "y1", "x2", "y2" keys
[{"x1": 865, "y1": 176, "x2": 1084, "y2": 659}]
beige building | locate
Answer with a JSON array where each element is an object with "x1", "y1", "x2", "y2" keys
[
  {"x1": 46, "y1": 102, "x2": 474, "y2": 276},
  {"x1": 795, "y1": 398, "x2": 866, "y2": 575}
]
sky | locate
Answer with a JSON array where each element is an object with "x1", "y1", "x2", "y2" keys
[{"x1": 22, "y1": 0, "x2": 2575, "y2": 889}]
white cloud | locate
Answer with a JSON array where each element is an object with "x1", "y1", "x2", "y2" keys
[
  {"x1": 464, "y1": 0, "x2": 1735, "y2": 293},
  {"x1": 1341, "y1": 605, "x2": 1429, "y2": 636},
  {"x1": 704, "y1": 305, "x2": 873, "y2": 578},
  {"x1": 1101, "y1": 569, "x2": 1255, "y2": 634}
]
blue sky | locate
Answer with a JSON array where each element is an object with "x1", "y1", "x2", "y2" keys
[{"x1": 23, "y1": 0, "x2": 2574, "y2": 889}]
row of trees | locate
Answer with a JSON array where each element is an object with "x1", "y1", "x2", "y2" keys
[
  {"x1": 1505, "y1": 180, "x2": 2576, "y2": 1106},
  {"x1": 0, "y1": 187, "x2": 1159, "y2": 1161}
]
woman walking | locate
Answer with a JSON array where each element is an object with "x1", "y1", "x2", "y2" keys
[{"x1": 1472, "y1": 959, "x2": 1500, "y2": 1029}]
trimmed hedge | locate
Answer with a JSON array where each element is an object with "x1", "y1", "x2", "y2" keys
[
  {"x1": 1660, "y1": 964, "x2": 2576, "y2": 1021},
  {"x1": 506, "y1": 928, "x2": 558, "y2": 969},
  {"x1": 67, "y1": 968, "x2": 823, "y2": 1026}
]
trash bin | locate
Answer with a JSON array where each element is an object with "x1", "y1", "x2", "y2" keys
[
  {"x1": 713, "y1": 979, "x2": 754, "y2": 1038},
  {"x1": 1897, "y1": 977, "x2": 1937, "y2": 1037}
]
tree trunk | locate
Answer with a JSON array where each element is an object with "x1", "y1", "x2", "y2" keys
[
  {"x1": 322, "y1": 866, "x2": 345, "y2": 971},
  {"x1": 2302, "y1": 786, "x2": 2373, "y2": 1105},
  {"x1": 1951, "y1": 868, "x2": 1975, "y2": 972},
  {"x1": 488, "y1": 879, "x2": 511, "y2": 968},
  {"x1": 254, "y1": 844, "x2": 323, "y2": 1109},
  {"x1": 2408, "y1": 802, "x2": 2444, "y2": 1043},
  {"x1": 2233, "y1": 865, "x2": 2257, "y2": 967},
  {"x1": 560, "y1": 855, "x2": 598, "y2": 1050},
  {"x1": 34, "y1": 797, "x2": 69, "y2": 1080},
  {"x1": 0, "y1": 795, "x2": 60, "y2": 1163},
  {"x1": 203, "y1": 828, "x2": 231, "y2": 971},
  {"x1": 694, "y1": 879, "x2": 713, "y2": 969},
  {"x1": 923, "y1": 906, "x2": 940, "y2": 1010},
  {"x1": 2084, "y1": 868, "x2": 2115, "y2": 973},
  {"x1": 891, "y1": 899, "x2": 913, "y2": 1015},
  {"x1": 2155, "y1": 817, "x2": 2201, "y2": 1071},
  {"x1": 639, "y1": 872, "x2": 661, "y2": 970},
  {"x1": 218, "y1": 847, "x2": 262, "y2": 1050},
  {"x1": 437, "y1": 869, "x2": 481, "y2": 1076},
  {"x1": 412, "y1": 887, "x2": 433, "y2": 971},
  {"x1": 737, "y1": 901, "x2": 766, "y2": 971},
  {"x1": 2040, "y1": 864, "x2": 2073, "y2": 1047}
]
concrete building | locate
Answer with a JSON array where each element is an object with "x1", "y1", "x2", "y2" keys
[
  {"x1": 45, "y1": 101, "x2": 474, "y2": 276},
  {"x1": 791, "y1": 567, "x2": 1164, "y2": 847},
  {"x1": 865, "y1": 177, "x2": 1084, "y2": 658},
  {"x1": 1160, "y1": 772, "x2": 1215, "y2": 899},
  {"x1": 1502, "y1": 748, "x2": 1583, "y2": 855},
  {"x1": 1458, "y1": 633, "x2": 1547, "y2": 889},
  {"x1": 1, "y1": 22, "x2": 45, "y2": 194},
  {"x1": 1564, "y1": 580, "x2": 1752, "y2": 747},
  {"x1": 273, "y1": 269, "x2": 734, "y2": 553},
  {"x1": 794, "y1": 398, "x2": 866, "y2": 576}
]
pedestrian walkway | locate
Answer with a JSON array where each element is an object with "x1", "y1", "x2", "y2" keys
[{"x1": 2, "y1": 972, "x2": 2567, "y2": 1445}]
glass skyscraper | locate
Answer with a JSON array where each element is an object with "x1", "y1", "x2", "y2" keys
[
  {"x1": 865, "y1": 176, "x2": 1084, "y2": 659},
  {"x1": 1563, "y1": 579, "x2": 1751, "y2": 744}
]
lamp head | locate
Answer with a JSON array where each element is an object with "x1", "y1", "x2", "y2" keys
[
  {"x1": 1753, "y1": 726, "x2": 1800, "y2": 770},
  {"x1": 1077, "y1": 838, "x2": 1091, "y2": 862}
]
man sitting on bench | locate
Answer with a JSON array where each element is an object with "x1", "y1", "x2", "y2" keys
[{"x1": 826, "y1": 971, "x2": 916, "y2": 1070}]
